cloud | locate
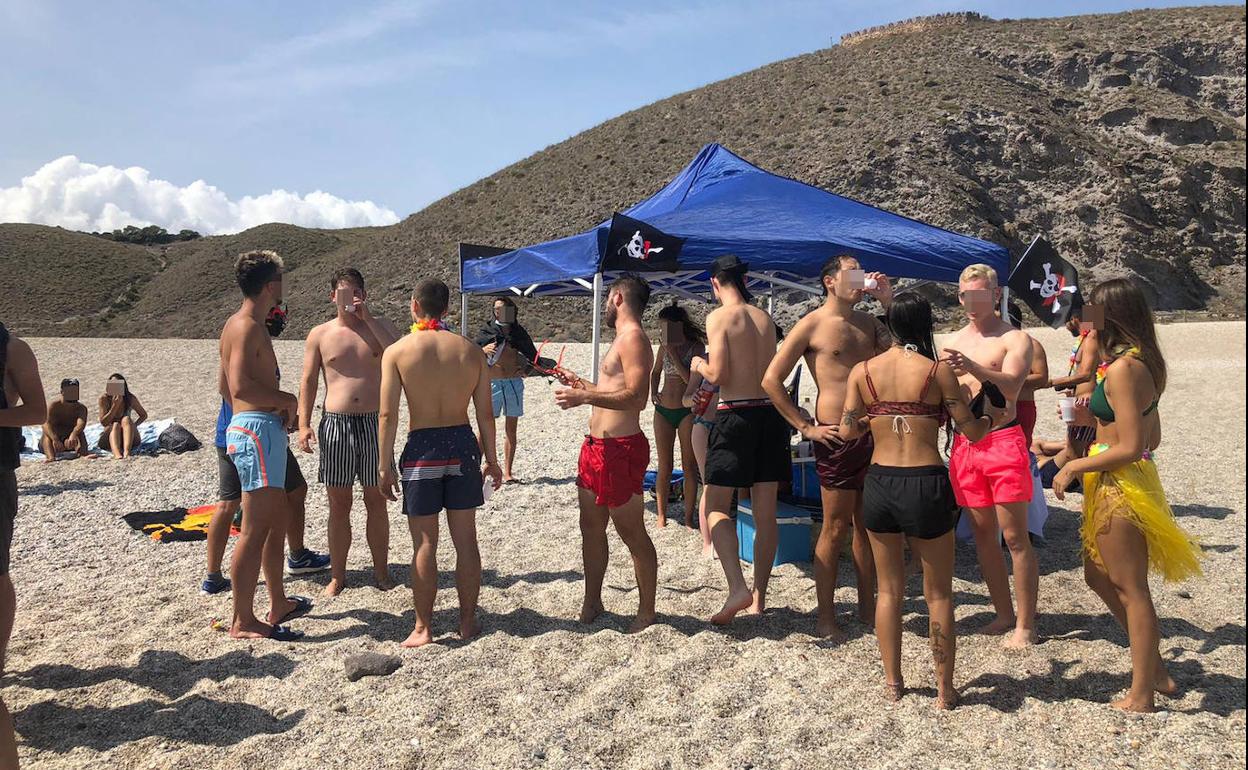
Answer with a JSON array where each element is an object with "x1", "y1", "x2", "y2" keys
[{"x1": 0, "y1": 155, "x2": 399, "y2": 235}]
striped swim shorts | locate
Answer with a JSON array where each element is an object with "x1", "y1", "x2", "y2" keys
[
  {"x1": 400, "y1": 425, "x2": 484, "y2": 516},
  {"x1": 317, "y1": 411, "x2": 389, "y2": 488}
]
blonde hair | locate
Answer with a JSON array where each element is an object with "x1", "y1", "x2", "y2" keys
[
  {"x1": 959, "y1": 263, "x2": 999, "y2": 288},
  {"x1": 235, "y1": 249, "x2": 285, "y2": 297}
]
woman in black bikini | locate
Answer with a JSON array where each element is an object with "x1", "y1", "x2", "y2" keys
[
  {"x1": 649, "y1": 304, "x2": 705, "y2": 528},
  {"x1": 98, "y1": 373, "x2": 147, "y2": 459},
  {"x1": 838, "y1": 294, "x2": 1010, "y2": 709}
]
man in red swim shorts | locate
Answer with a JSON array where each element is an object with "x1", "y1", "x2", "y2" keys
[
  {"x1": 942, "y1": 264, "x2": 1039, "y2": 650},
  {"x1": 555, "y1": 274, "x2": 658, "y2": 633}
]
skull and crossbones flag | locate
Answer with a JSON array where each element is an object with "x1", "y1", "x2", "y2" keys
[
  {"x1": 602, "y1": 213, "x2": 684, "y2": 272},
  {"x1": 1007, "y1": 236, "x2": 1082, "y2": 328}
]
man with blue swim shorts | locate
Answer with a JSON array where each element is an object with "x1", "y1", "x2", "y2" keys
[
  {"x1": 380, "y1": 278, "x2": 502, "y2": 648},
  {"x1": 477, "y1": 296, "x2": 537, "y2": 483},
  {"x1": 218, "y1": 249, "x2": 312, "y2": 642}
]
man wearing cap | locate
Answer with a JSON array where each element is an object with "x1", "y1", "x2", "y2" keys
[
  {"x1": 40, "y1": 378, "x2": 93, "y2": 461},
  {"x1": 691, "y1": 254, "x2": 791, "y2": 625}
]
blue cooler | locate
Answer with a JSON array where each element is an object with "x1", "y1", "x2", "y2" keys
[
  {"x1": 791, "y1": 457, "x2": 820, "y2": 503},
  {"x1": 736, "y1": 499, "x2": 813, "y2": 566}
]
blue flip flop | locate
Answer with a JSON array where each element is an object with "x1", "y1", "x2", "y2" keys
[
  {"x1": 268, "y1": 624, "x2": 303, "y2": 642},
  {"x1": 272, "y1": 595, "x2": 313, "y2": 625}
]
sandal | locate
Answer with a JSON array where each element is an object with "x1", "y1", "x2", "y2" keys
[
  {"x1": 271, "y1": 595, "x2": 313, "y2": 625},
  {"x1": 268, "y1": 624, "x2": 304, "y2": 642}
]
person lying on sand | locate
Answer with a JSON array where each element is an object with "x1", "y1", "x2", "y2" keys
[
  {"x1": 691, "y1": 254, "x2": 790, "y2": 625},
  {"x1": 219, "y1": 249, "x2": 311, "y2": 643},
  {"x1": 378, "y1": 278, "x2": 502, "y2": 648},
  {"x1": 41, "y1": 378, "x2": 92, "y2": 461},
  {"x1": 553, "y1": 274, "x2": 658, "y2": 634},
  {"x1": 298, "y1": 267, "x2": 402, "y2": 596},
  {"x1": 763, "y1": 255, "x2": 893, "y2": 640}
]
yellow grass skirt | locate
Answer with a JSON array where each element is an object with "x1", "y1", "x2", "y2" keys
[{"x1": 1081, "y1": 444, "x2": 1202, "y2": 583}]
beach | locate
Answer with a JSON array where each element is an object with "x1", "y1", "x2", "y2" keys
[{"x1": 5, "y1": 321, "x2": 1245, "y2": 770}]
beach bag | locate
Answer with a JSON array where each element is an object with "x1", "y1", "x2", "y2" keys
[{"x1": 158, "y1": 424, "x2": 201, "y2": 454}]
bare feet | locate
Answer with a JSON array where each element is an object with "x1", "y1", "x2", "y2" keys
[
  {"x1": 626, "y1": 613, "x2": 656, "y2": 634},
  {"x1": 936, "y1": 687, "x2": 959, "y2": 711},
  {"x1": 459, "y1": 616, "x2": 482, "y2": 641},
  {"x1": 885, "y1": 681, "x2": 905, "y2": 703},
  {"x1": 711, "y1": 587, "x2": 753, "y2": 625},
  {"x1": 374, "y1": 570, "x2": 396, "y2": 591},
  {"x1": 578, "y1": 601, "x2": 605, "y2": 624},
  {"x1": 857, "y1": 603, "x2": 875, "y2": 626},
  {"x1": 323, "y1": 578, "x2": 345, "y2": 597},
  {"x1": 978, "y1": 615, "x2": 1017, "y2": 636},
  {"x1": 745, "y1": 590, "x2": 766, "y2": 616},
  {"x1": 401, "y1": 627, "x2": 434, "y2": 648},
  {"x1": 1155, "y1": 666, "x2": 1178, "y2": 696},
  {"x1": 1001, "y1": 628, "x2": 1039, "y2": 650},
  {"x1": 700, "y1": 544, "x2": 717, "y2": 560},
  {"x1": 656, "y1": 515, "x2": 668, "y2": 528},
  {"x1": 230, "y1": 620, "x2": 274, "y2": 639},
  {"x1": 1111, "y1": 694, "x2": 1156, "y2": 713},
  {"x1": 815, "y1": 616, "x2": 847, "y2": 643}
]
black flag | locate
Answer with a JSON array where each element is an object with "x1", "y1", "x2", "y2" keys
[
  {"x1": 602, "y1": 213, "x2": 684, "y2": 272},
  {"x1": 1007, "y1": 237, "x2": 1082, "y2": 328}
]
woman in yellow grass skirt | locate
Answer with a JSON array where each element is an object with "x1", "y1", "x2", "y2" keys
[{"x1": 1054, "y1": 279, "x2": 1201, "y2": 713}]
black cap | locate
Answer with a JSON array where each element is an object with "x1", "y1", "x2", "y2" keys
[
  {"x1": 712, "y1": 254, "x2": 753, "y2": 302},
  {"x1": 60, "y1": 378, "x2": 79, "y2": 389}
]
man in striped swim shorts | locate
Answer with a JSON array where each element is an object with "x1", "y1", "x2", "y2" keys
[{"x1": 298, "y1": 267, "x2": 402, "y2": 596}]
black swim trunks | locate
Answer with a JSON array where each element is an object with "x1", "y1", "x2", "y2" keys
[
  {"x1": 399, "y1": 425, "x2": 484, "y2": 516},
  {"x1": 1, "y1": 469, "x2": 16, "y2": 576},
  {"x1": 705, "y1": 400, "x2": 791, "y2": 487},
  {"x1": 862, "y1": 464, "x2": 957, "y2": 539}
]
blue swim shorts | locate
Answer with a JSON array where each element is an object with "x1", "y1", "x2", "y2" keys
[
  {"x1": 225, "y1": 411, "x2": 289, "y2": 493},
  {"x1": 491, "y1": 378, "x2": 525, "y2": 418},
  {"x1": 400, "y1": 425, "x2": 484, "y2": 516}
]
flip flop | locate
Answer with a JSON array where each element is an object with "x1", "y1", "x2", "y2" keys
[
  {"x1": 504, "y1": 479, "x2": 525, "y2": 485},
  {"x1": 268, "y1": 624, "x2": 304, "y2": 642},
  {"x1": 271, "y1": 595, "x2": 313, "y2": 625}
]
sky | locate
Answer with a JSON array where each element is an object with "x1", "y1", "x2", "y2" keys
[{"x1": 0, "y1": 0, "x2": 1223, "y2": 234}]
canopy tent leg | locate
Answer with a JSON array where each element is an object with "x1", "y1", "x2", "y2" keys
[
  {"x1": 1000, "y1": 286, "x2": 1010, "y2": 324},
  {"x1": 591, "y1": 273, "x2": 604, "y2": 384},
  {"x1": 460, "y1": 292, "x2": 469, "y2": 337},
  {"x1": 767, "y1": 286, "x2": 775, "y2": 315}
]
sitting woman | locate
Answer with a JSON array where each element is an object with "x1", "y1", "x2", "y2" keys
[
  {"x1": 1054, "y1": 278, "x2": 1202, "y2": 713},
  {"x1": 649, "y1": 304, "x2": 705, "y2": 528},
  {"x1": 98, "y1": 373, "x2": 147, "y2": 459},
  {"x1": 836, "y1": 294, "x2": 1009, "y2": 709}
]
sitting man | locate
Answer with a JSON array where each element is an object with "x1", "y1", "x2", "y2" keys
[{"x1": 41, "y1": 378, "x2": 92, "y2": 461}]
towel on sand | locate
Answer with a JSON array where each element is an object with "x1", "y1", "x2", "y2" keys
[
  {"x1": 20, "y1": 418, "x2": 176, "y2": 460},
  {"x1": 122, "y1": 503, "x2": 240, "y2": 543}
]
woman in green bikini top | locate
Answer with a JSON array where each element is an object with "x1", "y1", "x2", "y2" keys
[{"x1": 650, "y1": 303, "x2": 706, "y2": 528}]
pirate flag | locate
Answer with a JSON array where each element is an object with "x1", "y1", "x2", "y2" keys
[
  {"x1": 1007, "y1": 237, "x2": 1082, "y2": 328},
  {"x1": 602, "y1": 213, "x2": 683, "y2": 272}
]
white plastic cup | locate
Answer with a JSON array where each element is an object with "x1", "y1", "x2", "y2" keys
[
  {"x1": 864, "y1": 277, "x2": 878, "y2": 291},
  {"x1": 482, "y1": 477, "x2": 494, "y2": 503},
  {"x1": 1058, "y1": 397, "x2": 1077, "y2": 424}
]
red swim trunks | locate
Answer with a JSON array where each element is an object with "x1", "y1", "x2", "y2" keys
[
  {"x1": 576, "y1": 433, "x2": 650, "y2": 509},
  {"x1": 950, "y1": 425, "x2": 1032, "y2": 509},
  {"x1": 1016, "y1": 399, "x2": 1037, "y2": 448}
]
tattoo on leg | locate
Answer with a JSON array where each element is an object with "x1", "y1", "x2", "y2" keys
[{"x1": 930, "y1": 621, "x2": 947, "y2": 664}]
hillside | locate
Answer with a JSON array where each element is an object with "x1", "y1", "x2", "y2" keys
[{"x1": 3, "y1": 5, "x2": 1244, "y2": 339}]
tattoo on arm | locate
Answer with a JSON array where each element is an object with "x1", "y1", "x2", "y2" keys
[{"x1": 841, "y1": 408, "x2": 861, "y2": 427}]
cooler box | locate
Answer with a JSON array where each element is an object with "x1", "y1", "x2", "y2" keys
[
  {"x1": 643, "y1": 470, "x2": 685, "y2": 502},
  {"x1": 791, "y1": 456, "x2": 820, "y2": 503},
  {"x1": 737, "y1": 499, "x2": 813, "y2": 566}
]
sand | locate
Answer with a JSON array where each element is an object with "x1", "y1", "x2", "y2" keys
[{"x1": 4, "y1": 322, "x2": 1245, "y2": 770}]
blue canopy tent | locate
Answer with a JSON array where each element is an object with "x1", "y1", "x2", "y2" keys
[{"x1": 459, "y1": 143, "x2": 1012, "y2": 379}]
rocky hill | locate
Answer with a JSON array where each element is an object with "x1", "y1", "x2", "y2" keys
[{"x1": 3, "y1": 5, "x2": 1243, "y2": 339}]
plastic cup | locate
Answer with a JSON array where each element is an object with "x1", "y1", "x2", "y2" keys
[
  {"x1": 864, "y1": 277, "x2": 878, "y2": 290},
  {"x1": 482, "y1": 477, "x2": 494, "y2": 503},
  {"x1": 1058, "y1": 397, "x2": 1077, "y2": 424}
]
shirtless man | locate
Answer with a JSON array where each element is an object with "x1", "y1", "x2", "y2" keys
[
  {"x1": 941, "y1": 264, "x2": 1038, "y2": 649},
  {"x1": 40, "y1": 378, "x2": 92, "y2": 461},
  {"x1": 298, "y1": 268, "x2": 402, "y2": 596},
  {"x1": 1006, "y1": 301, "x2": 1049, "y2": 451},
  {"x1": 378, "y1": 278, "x2": 502, "y2": 647},
  {"x1": 763, "y1": 255, "x2": 893, "y2": 638},
  {"x1": 478, "y1": 297, "x2": 538, "y2": 483},
  {"x1": 691, "y1": 255, "x2": 791, "y2": 625},
  {"x1": 219, "y1": 250, "x2": 310, "y2": 642},
  {"x1": 1, "y1": 322, "x2": 46, "y2": 767},
  {"x1": 553, "y1": 274, "x2": 658, "y2": 633}
]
